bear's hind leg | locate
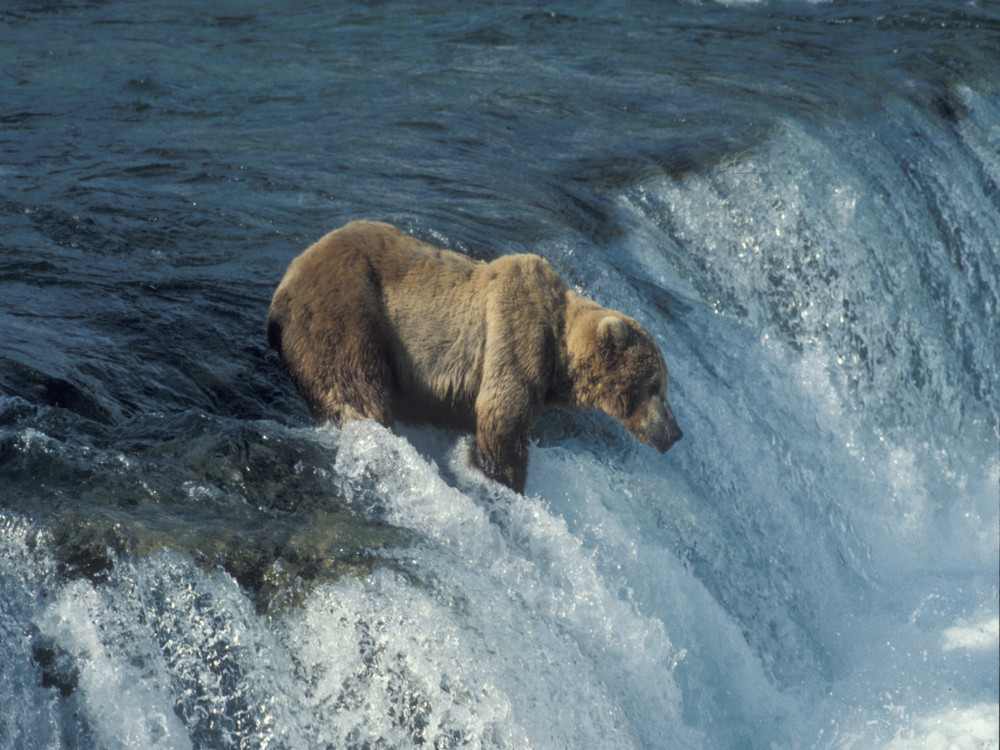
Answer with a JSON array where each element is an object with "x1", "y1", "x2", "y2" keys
[
  {"x1": 290, "y1": 312, "x2": 395, "y2": 429},
  {"x1": 321, "y1": 394, "x2": 390, "y2": 427},
  {"x1": 316, "y1": 343, "x2": 394, "y2": 429}
]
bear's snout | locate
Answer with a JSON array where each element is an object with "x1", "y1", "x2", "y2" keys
[{"x1": 645, "y1": 399, "x2": 682, "y2": 453}]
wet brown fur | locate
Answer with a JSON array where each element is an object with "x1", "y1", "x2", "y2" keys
[{"x1": 268, "y1": 221, "x2": 681, "y2": 493}]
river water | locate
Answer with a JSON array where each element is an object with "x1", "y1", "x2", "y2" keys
[{"x1": 1, "y1": 1, "x2": 998, "y2": 748}]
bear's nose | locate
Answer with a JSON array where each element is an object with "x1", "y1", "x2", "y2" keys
[{"x1": 670, "y1": 424, "x2": 683, "y2": 443}]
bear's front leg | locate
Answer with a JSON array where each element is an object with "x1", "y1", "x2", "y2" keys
[
  {"x1": 470, "y1": 313, "x2": 548, "y2": 493},
  {"x1": 470, "y1": 398, "x2": 533, "y2": 493},
  {"x1": 470, "y1": 428, "x2": 528, "y2": 493}
]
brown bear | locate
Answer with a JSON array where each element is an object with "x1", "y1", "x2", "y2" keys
[{"x1": 267, "y1": 221, "x2": 681, "y2": 493}]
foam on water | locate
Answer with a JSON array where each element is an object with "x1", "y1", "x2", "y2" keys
[
  {"x1": 1, "y1": 515, "x2": 64, "y2": 748},
  {"x1": 5, "y1": 400, "x2": 989, "y2": 749},
  {"x1": 0, "y1": 424, "x2": 695, "y2": 749},
  {"x1": 605, "y1": 89, "x2": 999, "y2": 748},
  {"x1": 329, "y1": 421, "x2": 700, "y2": 748}
]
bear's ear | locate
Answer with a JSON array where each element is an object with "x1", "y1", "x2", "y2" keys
[{"x1": 596, "y1": 315, "x2": 630, "y2": 357}]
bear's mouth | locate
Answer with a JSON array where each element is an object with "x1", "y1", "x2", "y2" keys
[
  {"x1": 643, "y1": 402, "x2": 682, "y2": 453},
  {"x1": 647, "y1": 429, "x2": 678, "y2": 453}
]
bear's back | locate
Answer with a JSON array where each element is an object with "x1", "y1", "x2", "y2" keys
[{"x1": 269, "y1": 221, "x2": 572, "y2": 431}]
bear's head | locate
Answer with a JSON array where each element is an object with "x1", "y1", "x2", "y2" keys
[{"x1": 587, "y1": 314, "x2": 682, "y2": 453}]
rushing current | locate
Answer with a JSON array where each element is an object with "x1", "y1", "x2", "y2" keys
[{"x1": 1, "y1": 2, "x2": 998, "y2": 748}]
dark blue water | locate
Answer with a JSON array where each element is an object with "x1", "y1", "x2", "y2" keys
[{"x1": 2, "y1": 2, "x2": 998, "y2": 748}]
